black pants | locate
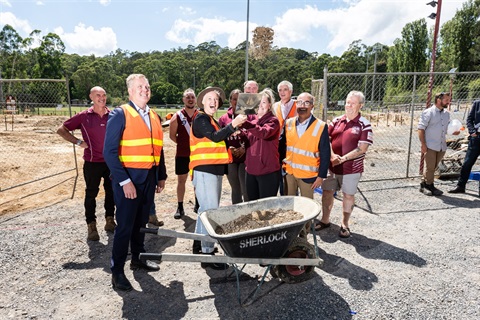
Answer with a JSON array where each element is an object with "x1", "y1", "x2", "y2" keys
[
  {"x1": 246, "y1": 170, "x2": 281, "y2": 201},
  {"x1": 83, "y1": 161, "x2": 115, "y2": 224}
]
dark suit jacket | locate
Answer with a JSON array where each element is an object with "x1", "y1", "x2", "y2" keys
[
  {"x1": 103, "y1": 101, "x2": 167, "y2": 186},
  {"x1": 466, "y1": 100, "x2": 480, "y2": 135}
]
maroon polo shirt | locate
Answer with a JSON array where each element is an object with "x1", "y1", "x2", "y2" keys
[
  {"x1": 63, "y1": 106, "x2": 110, "y2": 162},
  {"x1": 329, "y1": 113, "x2": 373, "y2": 175}
]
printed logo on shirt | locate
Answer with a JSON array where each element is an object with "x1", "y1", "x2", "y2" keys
[{"x1": 351, "y1": 126, "x2": 361, "y2": 135}]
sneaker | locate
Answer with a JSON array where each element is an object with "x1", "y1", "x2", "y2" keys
[
  {"x1": 148, "y1": 215, "x2": 164, "y2": 227},
  {"x1": 448, "y1": 186, "x2": 465, "y2": 194},
  {"x1": 104, "y1": 216, "x2": 116, "y2": 233},
  {"x1": 87, "y1": 222, "x2": 100, "y2": 241},
  {"x1": 173, "y1": 207, "x2": 185, "y2": 220}
]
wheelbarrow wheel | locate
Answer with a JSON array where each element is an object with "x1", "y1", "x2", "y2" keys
[{"x1": 276, "y1": 237, "x2": 315, "y2": 284}]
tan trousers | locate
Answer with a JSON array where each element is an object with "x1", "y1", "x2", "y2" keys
[{"x1": 422, "y1": 148, "x2": 446, "y2": 184}]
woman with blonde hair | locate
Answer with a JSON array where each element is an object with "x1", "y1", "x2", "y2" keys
[{"x1": 242, "y1": 88, "x2": 281, "y2": 200}]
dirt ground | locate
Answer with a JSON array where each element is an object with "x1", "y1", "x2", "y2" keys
[{"x1": 1, "y1": 114, "x2": 479, "y2": 319}]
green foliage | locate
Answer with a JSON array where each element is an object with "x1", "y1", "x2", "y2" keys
[{"x1": 2, "y1": 4, "x2": 480, "y2": 105}]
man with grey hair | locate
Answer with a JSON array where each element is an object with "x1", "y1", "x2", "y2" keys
[
  {"x1": 104, "y1": 74, "x2": 167, "y2": 291},
  {"x1": 316, "y1": 90, "x2": 373, "y2": 239},
  {"x1": 273, "y1": 80, "x2": 297, "y2": 194},
  {"x1": 243, "y1": 80, "x2": 259, "y2": 93}
]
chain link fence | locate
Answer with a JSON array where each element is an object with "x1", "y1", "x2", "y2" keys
[
  {"x1": 313, "y1": 70, "x2": 480, "y2": 182},
  {"x1": 0, "y1": 79, "x2": 78, "y2": 199}
]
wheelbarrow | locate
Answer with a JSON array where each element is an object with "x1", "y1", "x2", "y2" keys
[{"x1": 140, "y1": 196, "x2": 323, "y2": 305}]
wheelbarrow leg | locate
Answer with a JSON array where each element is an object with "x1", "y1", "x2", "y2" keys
[{"x1": 238, "y1": 265, "x2": 274, "y2": 306}]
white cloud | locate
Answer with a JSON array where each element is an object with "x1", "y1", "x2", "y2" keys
[
  {"x1": 165, "y1": 17, "x2": 256, "y2": 49},
  {"x1": 272, "y1": 1, "x2": 465, "y2": 54},
  {"x1": 179, "y1": 6, "x2": 196, "y2": 15},
  {"x1": 0, "y1": 11, "x2": 33, "y2": 35},
  {"x1": 0, "y1": 0, "x2": 12, "y2": 7},
  {"x1": 99, "y1": 0, "x2": 111, "y2": 6},
  {"x1": 54, "y1": 23, "x2": 117, "y2": 56}
]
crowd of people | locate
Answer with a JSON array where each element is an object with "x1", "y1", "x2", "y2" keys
[{"x1": 57, "y1": 73, "x2": 479, "y2": 291}]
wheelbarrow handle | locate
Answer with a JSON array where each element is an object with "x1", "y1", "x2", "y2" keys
[{"x1": 140, "y1": 227, "x2": 159, "y2": 234}]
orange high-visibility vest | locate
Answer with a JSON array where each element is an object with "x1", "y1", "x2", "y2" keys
[
  {"x1": 189, "y1": 116, "x2": 232, "y2": 171},
  {"x1": 274, "y1": 100, "x2": 297, "y2": 129},
  {"x1": 284, "y1": 117, "x2": 325, "y2": 179},
  {"x1": 118, "y1": 104, "x2": 163, "y2": 169}
]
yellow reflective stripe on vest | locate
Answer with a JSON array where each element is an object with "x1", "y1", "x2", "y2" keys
[
  {"x1": 286, "y1": 146, "x2": 320, "y2": 158},
  {"x1": 190, "y1": 153, "x2": 230, "y2": 161},
  {"x1": 190, "y1": 140, "x2": 227, "y2": 152},
  {"x1": 284, "y1": 160, "x2": 319, "y2": 173},
  {"x1": 118, "y1": 155, "x2": 161, "y2": 162},
  {"x1": 120, "y1": 138, "x2": 163, "y2": 147}
]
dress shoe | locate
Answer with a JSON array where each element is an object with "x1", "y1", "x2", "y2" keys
[
  {"x1": 174, "y1": 207, "x2": 185, "y2": 219},
  {"x1": 448, "y1": 186, "x2": 465, "y2": 194},
  {"x1": 130, "y1": 259, "x2": 160, "y2": 271},
  {"x1": 112, "y1": 273, "x2": 133, "y2": 291}
]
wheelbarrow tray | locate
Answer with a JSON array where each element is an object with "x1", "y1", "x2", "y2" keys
[{"x1": 199, "y1": 196, "x2": 320, "y2": 259}]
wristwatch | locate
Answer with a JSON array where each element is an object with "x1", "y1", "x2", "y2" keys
[{"x1": 75, "y1": 139, "x2": 82, "y2": 146}]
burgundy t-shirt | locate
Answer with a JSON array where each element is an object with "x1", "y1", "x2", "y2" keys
[
  {"x1": 175, "y1": 108, "x2": 196, "y2": 157},
  {"x1": 63, "y1": 106, "x2": 109, "y2": 162},
  {"x1": 329, "y1": 113, "x2": 373, "y2": 175}
]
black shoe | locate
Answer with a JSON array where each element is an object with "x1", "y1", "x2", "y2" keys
[
  {"x1": 419, "y1": 182, "x2": 425, "y2": 192},
  {"x1": 130, "y1": 259, "x2": 160, "y2": 271},
  {"x1": 430, "y1": 185, "x2": 443, "y2": 196},
  {"x1": 421, "y1": 183, "x2": 433, "y2": 196},
  {"x1": 192, "y1": 240, "x2": 202, "y2": 254},
  {"x1": 200, "y1": 253, "x2": 228, "y2": 270},
  {"x1": 174, "y1": 207, "x2": 185, "y2": 219},
  {"x1": 201, "y1": 262, "x2": 229, "y2": 270},
  {"x1": 112, "y1": 273, "x2": 133, "y2": 291},
  {"x1": 448, "y1": 186, "x2": 465, "y2": 194}
]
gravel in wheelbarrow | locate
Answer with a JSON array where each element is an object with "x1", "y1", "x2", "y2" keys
[{"x1": 199, "y1": 196, "x2": 321, "y2": 259}]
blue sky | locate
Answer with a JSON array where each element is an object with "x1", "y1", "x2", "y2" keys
[{"x1": 0, "y1": 0, "x2": 467, "y2": 57}]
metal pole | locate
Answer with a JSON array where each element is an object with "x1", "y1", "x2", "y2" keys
[
  {"x1": 421, "y1": 0, "x2": 442, "y2": 175},
  {"x1": 322, "y1": 66, "x2": 328, "y2": 122},
  {"x1": 192, "y1": 67, "x2": 197, "y2": 92},
  {"x1": 245, "y1": 0, "x2": 250, "y2": 82},
  {"x1": 425, "y1": 0, "x2": 442, "y2": 108}
]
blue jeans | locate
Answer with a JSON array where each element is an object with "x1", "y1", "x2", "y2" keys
[
  {"x1": 192, "y1": 170, "x2": 222, "y2": 253},
  {"x1": 457, "y1": 136, "x2": 480, "y2": 187}
]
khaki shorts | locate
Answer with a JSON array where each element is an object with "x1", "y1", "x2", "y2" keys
[{"x1": 322, "y1": 172, "x2": 361, "y2": 195}]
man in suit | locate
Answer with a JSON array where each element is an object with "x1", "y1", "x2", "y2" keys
[{"x1": 104, "y1": 74, "x2": 167, "y2": 291}]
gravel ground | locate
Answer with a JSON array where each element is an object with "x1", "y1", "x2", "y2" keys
[{"x1": 0, "y1": 177, "x2": 479, "y2": 320}]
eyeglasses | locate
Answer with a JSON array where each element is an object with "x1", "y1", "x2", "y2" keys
[{"x1": 296, "y1": 100, "x2": 313, "y2": 107}]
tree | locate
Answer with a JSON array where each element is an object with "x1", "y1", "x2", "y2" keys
[
  {"x1": 439, "y1": 0, "x2": 480, "y2": 71},
  {"x1": 251, "y1": 27, "x2": 274, "y2": 60},
  {"x1": 0, "y1": 24, "x2": 22, "y2": 79},
  {"x1": 32, "y1": 33, "x2": 65, "y2": 78}
]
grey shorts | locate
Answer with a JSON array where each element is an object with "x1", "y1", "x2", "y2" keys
[{"x1": 322, "y1": 172, "x2": 361, "y2": 195}]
